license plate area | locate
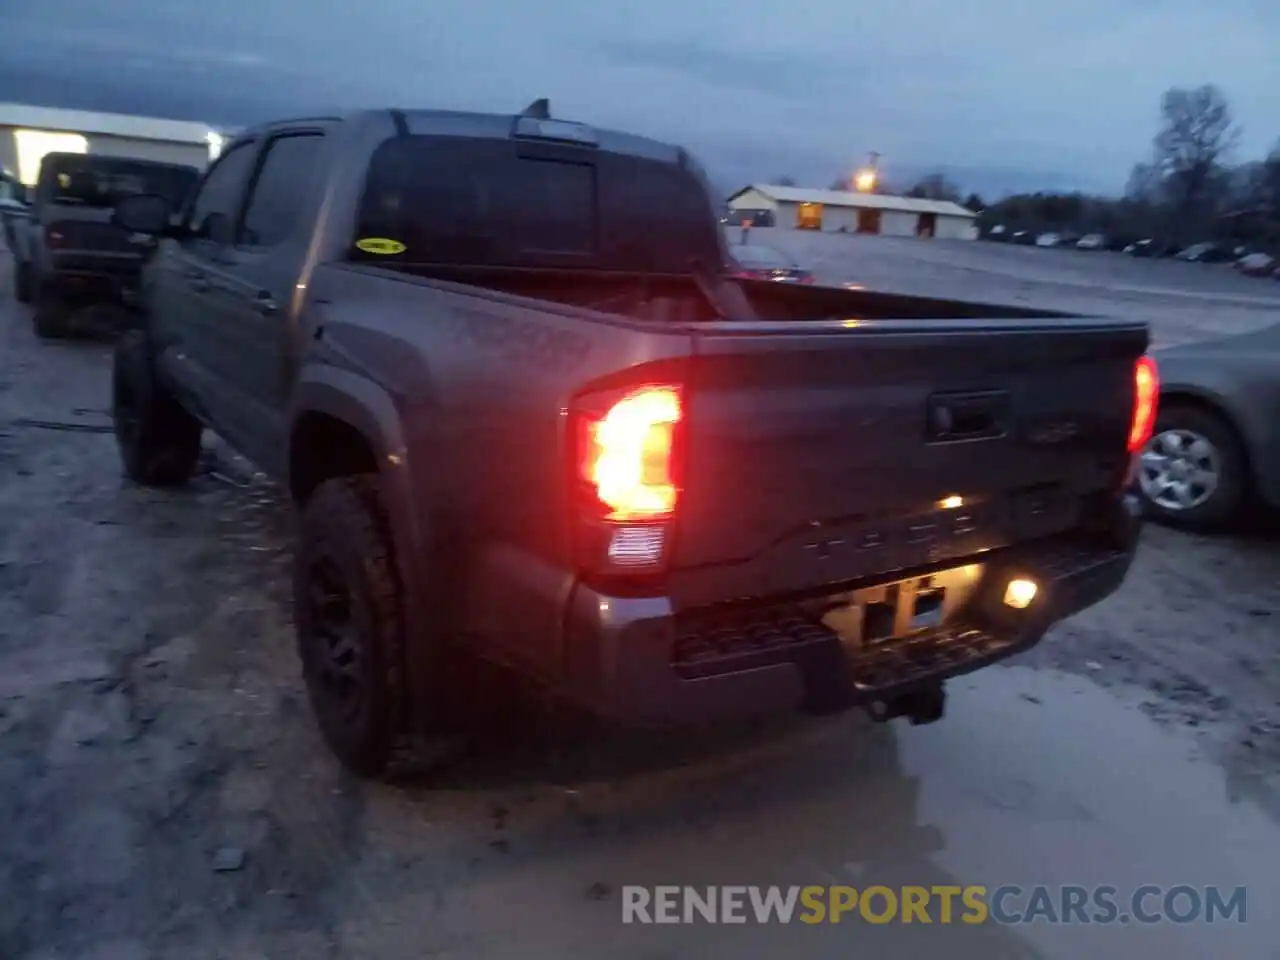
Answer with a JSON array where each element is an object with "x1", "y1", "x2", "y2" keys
[{"x1": 815, "y1": 564, "x2": 983, "y2": 649}]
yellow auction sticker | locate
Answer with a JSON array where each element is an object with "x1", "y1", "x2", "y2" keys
[{"x1": 355, "y1": 237, "x2": 406, "y2": 255}]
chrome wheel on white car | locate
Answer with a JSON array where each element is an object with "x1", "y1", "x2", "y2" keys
[{"x1": 1136, "y1": 404, "x2": 1247, "y2": 529}]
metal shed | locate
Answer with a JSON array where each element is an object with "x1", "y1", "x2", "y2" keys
[
  {"x1": 0, "y1": 103, "x2": 219, "y2": 185},
  {"x1": 727, "y1": 184, "x2": 979, "y2": 239}
]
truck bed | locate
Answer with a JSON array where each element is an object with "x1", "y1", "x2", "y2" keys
[
  {"x1": 312, "y1": 261, "x2": 1146, "y2": 637},
  {"x1": 344, "y1": 262, "x2": 1077, "y2": 324}
]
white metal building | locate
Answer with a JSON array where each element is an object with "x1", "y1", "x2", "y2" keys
[
  {"x1": 0, "y1": 103, "x2": 221, "y2": 185},
  {"x1": 727, "y1": 184, "x2": 978, "y2": 240}
]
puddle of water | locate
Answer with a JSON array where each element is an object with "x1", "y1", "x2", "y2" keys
[
  {"x1": 902, "y1": 667, "x2": 1279, "y2": 959},
  {"x1": 337, "y1": 668, "x2": 1278, "y2": 959}
]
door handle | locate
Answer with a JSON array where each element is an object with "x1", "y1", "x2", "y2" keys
[
  {"x1": 252, "y1": 292, "x2": 278, "y2": 316},
  {"x1": 926, "y1": 390, "x2": 1009, "y2": 442}
]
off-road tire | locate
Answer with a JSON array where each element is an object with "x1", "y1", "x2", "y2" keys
[
  {"x1": 112, "y1": 329, "x2": 202, "y2": 485},
  {"x1": 1140, "y1": 402, "x2": 1247, "y2": 530},
  {"x1": 32, "y1": 279, "x2": 75, "y2": 339},
  {"x1": 33, "y1": 305, "x2": 72, "y2": 339},
  {"x1": 295, "y1": 476, "x2": 424, "y2": 779},
  {"x1": 13, "y1": 259, "x2": 33, "y2": 304}
]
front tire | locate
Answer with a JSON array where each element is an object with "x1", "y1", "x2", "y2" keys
[
  {"x1": 295, "y1": 476, "x2": 413, "y2": 779},
  {"x1": 33, "y1": 305, "x2": 71, "y2": 339},
  {"x1": 1136, "y1": 403, "x2": 1247, "y2": 530},
  {"x1": 13, "y1": 260, "x2": 33, "y2": 304},
  {"x1": 32, "y1": 279, "x2": 72, "y2": 339},
  {"x1": 112, "y1": 330, "x2": 203, "y2": 485}
]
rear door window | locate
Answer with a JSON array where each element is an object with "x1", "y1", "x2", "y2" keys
[{"x1": 238, "y1": 133, "x2": 324, "y2": 247}]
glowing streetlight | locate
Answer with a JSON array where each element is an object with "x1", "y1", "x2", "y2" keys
[
  {"x1": 206, "y1": 130, "x2": 225, "y2": 161},
  {"x1": 854, "y1": 168, "x2": 877, "y2": 192}
]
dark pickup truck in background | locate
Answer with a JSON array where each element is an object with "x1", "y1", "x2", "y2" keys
[
  {"x1": 9, "y1": 151, "x2": 198, "y2": 337},
  {"x1": 111, "y1": 102, "x2": 1157, "y2": 779}
]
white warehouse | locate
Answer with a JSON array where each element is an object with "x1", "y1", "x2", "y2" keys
[
  {"x1": 727, "y1": 184, "x2": 978, "y2": 240},
  {"x1": 0, "y1": 103, "x2": 221, "y2": 186}
]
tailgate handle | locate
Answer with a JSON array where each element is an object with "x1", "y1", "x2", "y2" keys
[{"x1": 926, "y1": 391, "x2": 1009, "y2": 443}]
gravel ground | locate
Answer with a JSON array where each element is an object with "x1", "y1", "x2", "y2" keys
[
  {"x1": 737, "y1": 229, "x2": 1280, "y2": 348},
  {"x1": 0, "y1": 245, "x2": 1277, "y2": 960}
]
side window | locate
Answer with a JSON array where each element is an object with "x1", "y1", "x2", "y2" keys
[
  {"x1": 185, "y1": 142, "x2": 256, "y2": 241},
  {"x1": 239, "y1": 134, "x2": 323, "y2": 247}
]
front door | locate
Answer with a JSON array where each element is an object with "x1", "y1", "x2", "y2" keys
[
  {"x1": 150, "y1": 139, "x2": 260, "y2": 436},
  {"x1": 210, "y1": 129, "x2": 327, "y2": 472}
]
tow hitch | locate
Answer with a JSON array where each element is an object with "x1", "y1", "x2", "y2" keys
[{"x1": 867, "y1": 684, "x2": 947, "y2": 726}]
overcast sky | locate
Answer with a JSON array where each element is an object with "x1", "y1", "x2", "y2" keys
[{"x1": 2, "y1": 0, "x2": 1278, "y2": 197}]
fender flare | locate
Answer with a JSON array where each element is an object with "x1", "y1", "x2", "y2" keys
[{"x1": 289, "y1": 366, "x2": 439, "y2": 730}]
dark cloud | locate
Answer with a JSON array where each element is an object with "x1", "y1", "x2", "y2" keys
[
  {"x1": 595, "y1": 39, "x2": 860, "y2": 100},
  {"x1": 1, "y1": 0, "x2": 1277, "y2": 197}
]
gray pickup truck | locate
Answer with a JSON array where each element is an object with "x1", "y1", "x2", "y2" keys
[{"x1": 111, "y1": 102, "x2": 1156, "y2": 779}]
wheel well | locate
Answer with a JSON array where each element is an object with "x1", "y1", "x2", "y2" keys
[
  {"x1": 1158, "y1": 389, "x2": 1255, "y2": 488},
  {"x1": 289, "y1": 412, "x2": 380, "y2": 503}
]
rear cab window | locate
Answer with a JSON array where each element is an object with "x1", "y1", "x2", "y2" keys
[
  {"x1": 347, "y1": 133, "x2": 722, "y2": 274},
  {"x1": 39, "y1": 155, "x2": 198, "y2": 210}
]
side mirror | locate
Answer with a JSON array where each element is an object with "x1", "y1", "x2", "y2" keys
[{"x1": 114, "y1": 194, "x2": 172, "y2": 235}]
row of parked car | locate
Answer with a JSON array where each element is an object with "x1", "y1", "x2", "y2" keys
[{"x1": 984, "y1": 225, "x2": 1280, "y2": 280}]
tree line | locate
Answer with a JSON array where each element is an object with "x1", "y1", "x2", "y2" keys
[{"x1": 772, "y1": 84, "x2": 1280, "y2": 249}]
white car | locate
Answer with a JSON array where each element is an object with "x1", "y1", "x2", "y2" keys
[
  {"x1": 1035, "y1": 232, "x2": 1061, "y2": 247},
  {"x1": 1076, "y1": 234, "x2": 1106, "y2": 250}
]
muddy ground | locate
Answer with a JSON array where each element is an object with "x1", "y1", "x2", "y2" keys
[{"x1": 0, "y1": 249, "x2": 1277, "y2": 960}]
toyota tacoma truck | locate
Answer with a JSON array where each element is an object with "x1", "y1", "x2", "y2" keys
[
  {"x1": 11, "y1": 151, "x2": 199, "y2": 337},
  {"x1": 110, "y1": 101, "x2": 1157, "y2": 779}
]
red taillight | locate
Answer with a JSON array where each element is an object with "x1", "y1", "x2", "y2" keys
[
  {"x1": 570, "y1": 382, "x2": 683, "y2": 578},
  {"x1": 578, "y1": 386, "x2": 681, "y2": 520},
  {"x1": 1128, "y1": 355, "x2": 1159, "y2": 453}
]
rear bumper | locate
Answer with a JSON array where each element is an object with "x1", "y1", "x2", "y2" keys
[{"x1": 562, "y1": 492, "x2": 1142, "y2": 727}]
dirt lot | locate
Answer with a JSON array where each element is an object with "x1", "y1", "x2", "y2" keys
[{"x1": 1, "y1": 245, "x2": 1278, "y2": 960}]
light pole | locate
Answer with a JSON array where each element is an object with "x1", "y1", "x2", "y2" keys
[{"x1": 854, "y1": 151, "x2": 880, "y2": 193}]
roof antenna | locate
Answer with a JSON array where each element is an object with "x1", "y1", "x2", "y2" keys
[{"x1": 520, "y1": 98, "x2": 551, "y2": 119}]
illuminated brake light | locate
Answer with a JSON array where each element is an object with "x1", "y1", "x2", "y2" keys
[
  {"x1": 579, "y1": 386, "x2": 681, "y2": 521},
  {"x1": 1128, "y1": 355, "x2": 1159, "y2": 452}
]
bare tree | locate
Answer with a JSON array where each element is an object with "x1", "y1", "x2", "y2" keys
[
  {"x1": 1124, "y1": 162, "x2": 1160, "y2": 203},
  {"x1": 827, "y1": 176, "x2": 851, "y2": 192},
  {"x1": 905, "y1": 173, "x2": 962, "y2": 202},
  {"x1": 1150, "y1": 84, "x2": 1241, "y2": 238},
  {"x1": 770, "y1": 175, "x2": 798, "y2": 187},
  {"x1": 1249, "y1": 145, "x2": 1280, "y2": 215}
]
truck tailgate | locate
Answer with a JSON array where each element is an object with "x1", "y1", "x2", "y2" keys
[{"x1": 668, "y1": 319, "x2": 1148, "y2": 607}]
